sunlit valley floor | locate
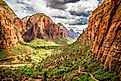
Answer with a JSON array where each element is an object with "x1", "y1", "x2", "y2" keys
[
  {"x1": 0, "y1": 38, "x2": 74, "y2": 65},
  {"x1": 0, "y1": 37, "x2": 119, "y2": 81}
]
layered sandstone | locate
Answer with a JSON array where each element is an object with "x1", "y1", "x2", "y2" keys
[
  {"x1": 78, "y1": 0, "x2": 121, "y2": 79},
  {"x1": 0, "y1": 0, "x2": 22, "y2": 49},
  {"x1": 22, "y1": 13, "x2": 70, "y2": 41}
]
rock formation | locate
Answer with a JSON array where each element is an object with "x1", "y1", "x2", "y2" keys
[
  {"x1": 57, "y1": 23, "x2": 70, "y2": 39},
  {"x1": 78, "y1": 0, "x2": 121, "y2": 79},
  {"x1": 0, "y1": 0, "x2": 71, "y2": 48},
  {"x1": 0, "y1": 0, "x2": 22, "y2": 49},
  {"x1": 22, "y1": 13, "x2": 70, "y2": 41}
]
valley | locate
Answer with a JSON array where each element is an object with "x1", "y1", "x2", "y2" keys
[{"x1": 0, "y1": 0, "x2": 121, "y2": 81}]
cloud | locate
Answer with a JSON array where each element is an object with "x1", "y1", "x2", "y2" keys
[
  {"x1": 66, "y1": 0, "x2": 99, "y2": 16},
  {"x1": 6, "y1": 0, "x2": 36, "y2": 18},
  {"x1": 6, "y1": 0, "x2": 104, "y2": 33},
  {"x1": 98, "y1": 0, "x2": 104, "y2": 4},
  {"x1": 46, "y1": 0, "x2": 66, "y2": 10},
  {"x1": 45, "y1": 0, "x2": 80, "y2": 10}
]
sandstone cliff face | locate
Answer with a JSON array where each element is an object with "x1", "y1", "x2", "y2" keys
[
  {"x1": 14, "y1": 18, "x2": 26, "y2": 34},
  {"x1": 0, "y1": 0, "x2": 22, "y2": 49},
  {"x1": 78, "y1": 0, "x2": 121, "y2": 79},
  {"x1": 57, "y1": 23, "x2": 70, "y2": 38},
  {"x1": 22, "y1": 13, "x2": 69, "y2": 41}
]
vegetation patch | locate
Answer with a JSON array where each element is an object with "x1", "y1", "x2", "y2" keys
[
  {"x1": 0, "y1": 39, "x2": 62, "y2": 64},
  {"x1": 0, "y1": 42, "x2": 118, "y2": 81}
]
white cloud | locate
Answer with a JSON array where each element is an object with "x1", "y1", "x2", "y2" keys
[
  {"x1": 66, "y1": 0, "x2": 99, "y2": 14},
  {"x1": 5, "y1": 0, "x2": 103, "y2": 32}
]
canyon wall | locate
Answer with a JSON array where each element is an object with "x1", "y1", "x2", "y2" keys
[
  {"x1": 0, "y1": 0, "x2": 22, "y2": 49},
  {"x1": 78, "y1": 0, "x2": 121, "y2": 79}
]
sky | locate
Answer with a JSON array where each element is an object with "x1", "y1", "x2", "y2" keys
[{"x1": 6, "y1": 0, "x2": 104, "y2": 33}]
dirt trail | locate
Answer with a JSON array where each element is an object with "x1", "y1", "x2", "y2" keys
[{"x1": 0, "y1": 64, "x2": 32, "y2": 67}]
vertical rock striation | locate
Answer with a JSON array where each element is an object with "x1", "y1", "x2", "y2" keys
[
  {"x1": 78, "y1": 0, "x2": 121, "y2": 79},
  {"x1": 22, "y1": 13, "x2": 70, "y2": 41},
  {"x1": 0, "y1": 0, "x2": 22, "y2": 49}
]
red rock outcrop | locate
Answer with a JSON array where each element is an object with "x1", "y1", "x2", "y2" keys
[
  {"x1": 22, "y1": 13, "x2": 70, "y2": 41},
  {"x1": 57, "y1": 23, "x2": 70, "y2": 38},
  {"x1": 0, "y1": 0, "x2": 22, "y2": 49},
  {"x1": 78, "y1": 0, "x2": 121, "y2": 79}
]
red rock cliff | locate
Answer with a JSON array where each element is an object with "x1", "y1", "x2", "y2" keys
[
  {"x1": 78, "y1": 0, "x2": 121, "y2": 79},
  {"x1": 0, "y1": 0, "x2": 22, "y2": 49},
  {"x1": 57, "y1": 23, "x2": 70, "y2": 38},
  {"x1": 22, "y1": 13, "x2": 69, "y2": 41}
]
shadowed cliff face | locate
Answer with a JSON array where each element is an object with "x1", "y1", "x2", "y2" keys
[
  {"x1": 0, "y1": 0, "x2": 22, "y2": 49},
  {"x1": 22, "y1": 13, "x2": 70, "y2": 42},
  {"x1": 78, "y1": 0, "x2": 121, "y2": 79},
  {"x1": 57, "y1": 23, "x2": 70, "y2": 39}
]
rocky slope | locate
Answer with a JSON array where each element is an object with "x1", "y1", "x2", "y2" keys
[
  {"x1": 0, "y1": 0, "x2": 22, "y2": 49},
  {"x1": 22, "y1": 13, "x2": 70, "y2": 41},
  {"x1": 78, "y1": 0, "x2": 121, "y2": 79}
]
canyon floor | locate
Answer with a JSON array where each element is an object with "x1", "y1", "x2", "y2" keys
[
  {"x1": 0, "y1": 38, "x2": 74, "y2": 65},
  {"x1": 0, "y1": 38, "x2": 119, "y2": 81}
]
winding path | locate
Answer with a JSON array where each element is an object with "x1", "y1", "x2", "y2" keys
[{"x1": 0, "y1": 64, "x2": 32, "y2": 67}]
